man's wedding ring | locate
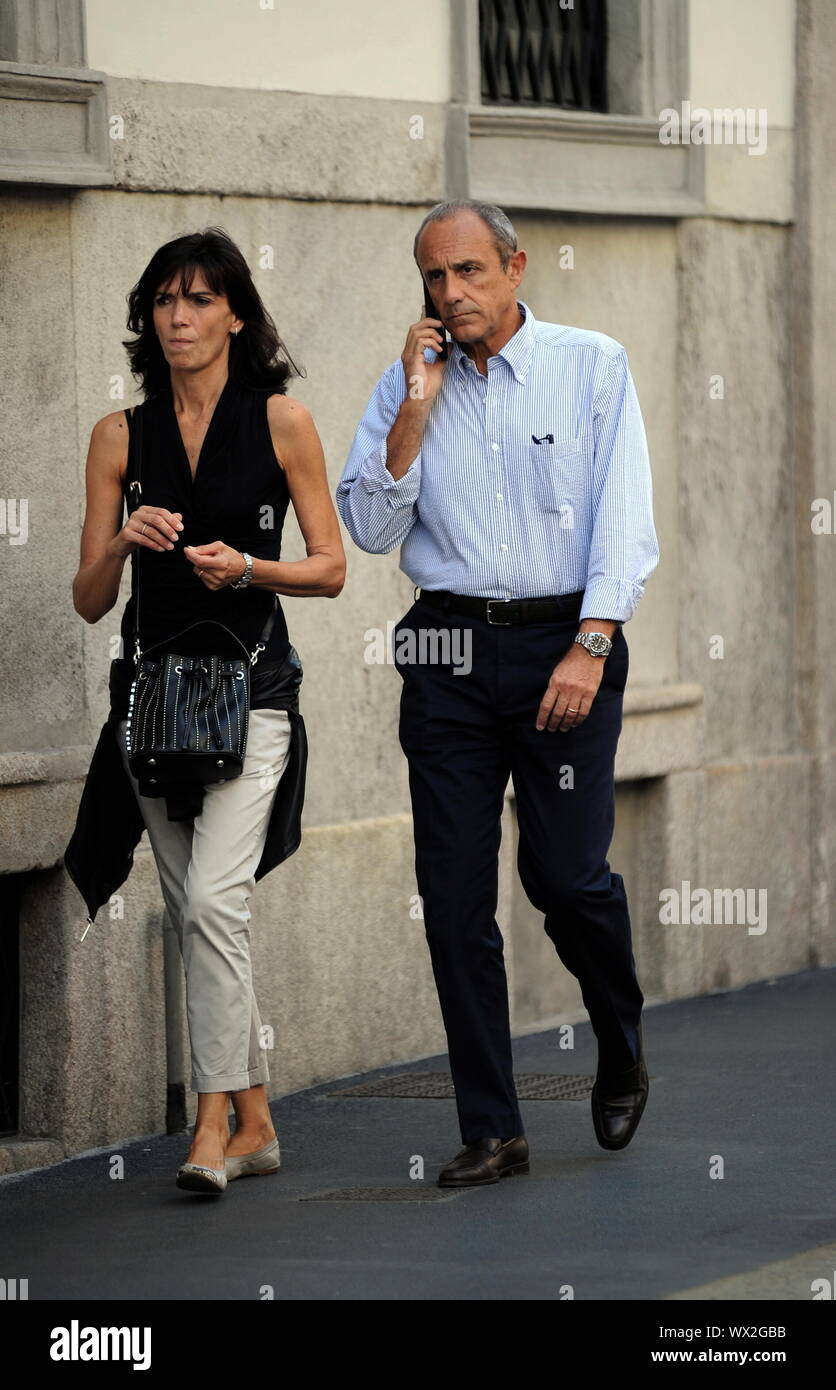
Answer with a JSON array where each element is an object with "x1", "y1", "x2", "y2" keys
[{"x1": 141, "y1": 522, "x2": 148, "y2": 535}]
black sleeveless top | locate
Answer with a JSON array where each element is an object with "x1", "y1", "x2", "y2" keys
[{"x1": 114, "y1": 377, "x2": 302, "y2": 717}]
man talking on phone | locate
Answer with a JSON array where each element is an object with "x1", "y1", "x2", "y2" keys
[{"x1": 336, "y1": 200, "x2": 660, "y2": 1187}]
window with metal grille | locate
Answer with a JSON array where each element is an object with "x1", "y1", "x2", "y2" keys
[{"x1": 480, "y1": 0, "x2": 608, "y2": 112}]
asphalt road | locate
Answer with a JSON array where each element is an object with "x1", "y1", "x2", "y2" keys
[{"x1": 1, "y1": 968, "x2": 834, "y2": 1301}]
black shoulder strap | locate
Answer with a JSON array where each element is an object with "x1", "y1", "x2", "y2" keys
[
  {"x1": 257, "y1": 593, "x2": 278, "y2": 651},
  {"x1": 127, "y1": 405, "x2": 143, "y2": 665}
]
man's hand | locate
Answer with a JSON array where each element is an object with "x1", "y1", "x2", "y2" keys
[
  {"x1": 183, "y1": 542, "x2": 246, "y2": 590},
  {"x1": 383, "y1": 309, "x2": 448, "y2": 484},
  {"x1": 401, "y1": 308, "x2": 447, "y2": 405},
  {"x1": 536, "y1": 645, "x2": 606, "y2": 732}
]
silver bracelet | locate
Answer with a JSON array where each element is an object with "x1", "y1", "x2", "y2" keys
[{"x1": 230, "y1": 551, "x2": 253, "y2": 588}]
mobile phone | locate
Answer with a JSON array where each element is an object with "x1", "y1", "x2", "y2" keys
[{"x1": 422, "y1": 281, "x2": 448, "y2": 360}]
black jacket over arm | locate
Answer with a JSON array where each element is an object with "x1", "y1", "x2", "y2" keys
[{"x1": 63, "y1": 649, "x2": 307, "y2": 929}]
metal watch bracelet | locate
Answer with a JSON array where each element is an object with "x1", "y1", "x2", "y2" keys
[
  {"x1": 574, "y1": 631, "x2": 613, "y2": 657},
  {"x1": 230, "y1": 551, "x2": 253, "y2": 588}
]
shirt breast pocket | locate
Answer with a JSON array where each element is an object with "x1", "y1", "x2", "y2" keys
[{"x1": 529, "y1": 433, "x2": 592, "y2": 518}]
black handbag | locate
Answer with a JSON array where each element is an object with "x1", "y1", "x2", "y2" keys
[{"x1": 124, "y1": 401, "x2": 276, "y2": 789}]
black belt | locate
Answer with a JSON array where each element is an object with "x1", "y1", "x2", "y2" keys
[{"x1": 414, "y1": 586, "x2": 585, "y2": 626}]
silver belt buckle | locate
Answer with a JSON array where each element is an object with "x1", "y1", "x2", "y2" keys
[{"x1": 486, "y1": 598, "x2": 514, "y2": 625}]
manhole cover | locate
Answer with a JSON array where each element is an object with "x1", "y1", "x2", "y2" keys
[
  {"x1": 300, "y1": 1186, "x2": 453, "y2": 1202},
  {"x1": 327, "y1": 1072, "x2": 596, "y2": 1101}
]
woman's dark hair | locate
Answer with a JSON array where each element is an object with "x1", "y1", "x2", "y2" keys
[{"x1": 123, "y1": 226, "x2": 304, "y2": 399}]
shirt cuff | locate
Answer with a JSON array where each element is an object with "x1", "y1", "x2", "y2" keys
[
  {"x1": 357, "y1": 441, "x2": 421, "y2": 504},
  {"x1": 580, "y1": 576, "x2": 645, "y2": 624}
]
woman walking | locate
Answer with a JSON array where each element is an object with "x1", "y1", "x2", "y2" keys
[{"x1": 68, "y1": 227, "x2": 345, "y2": 1193}]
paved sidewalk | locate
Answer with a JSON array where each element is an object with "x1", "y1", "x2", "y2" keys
[{"x1": 1, "y1": 968, "x2": 834, "y2": 1300}]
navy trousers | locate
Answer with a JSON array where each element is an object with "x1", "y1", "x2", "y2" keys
[{"x1": 393, "y1": 591, "x2": 644, "y2": 1145}]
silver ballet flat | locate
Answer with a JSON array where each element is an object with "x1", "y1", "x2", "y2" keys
[
  {"x1": 175, "y1": 1162, "x2": 228, "y2": 1193},
  {"x1": 224, "y1": 1136, "x2": 281, "y2": 1181}
]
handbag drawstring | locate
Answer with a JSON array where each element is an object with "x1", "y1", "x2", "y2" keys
[{"x1": 179, "y1": 665, "x2": 227, "y2": 751}]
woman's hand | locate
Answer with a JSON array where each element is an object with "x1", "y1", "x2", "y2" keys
[
  {"x1": 183, "y1": 541, "x2": 246, "y2": 590},
  {"x1": 113, "y1": 505, "x2": 184, "y2": 558}
]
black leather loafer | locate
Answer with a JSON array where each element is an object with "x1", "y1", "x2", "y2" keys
[
  {"x1": 591, "y1": 1051, "x2": 649, "y2": 1150},
  {"x1": 437, "y1": 1135, "x2": 530, "y2": 1188}
]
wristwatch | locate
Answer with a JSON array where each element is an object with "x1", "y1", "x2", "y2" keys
[
  {"x1": 574, "y1": 631, "x2": 613, "y2": 657},
  {"x1": 230, "y1": 551, "x2": 253, "y2": 588}
]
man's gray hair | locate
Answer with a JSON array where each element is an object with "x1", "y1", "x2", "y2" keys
[{"x1": 413, "y1": 200, "x2": 518, "y2": 269}]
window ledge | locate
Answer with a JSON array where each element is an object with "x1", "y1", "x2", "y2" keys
[
  {"x1": 0, "y1": 60, "x2": 113, "y2": 187},
  {"x1": 466, "y1": 105, "x2": 793, "y2": 224}
]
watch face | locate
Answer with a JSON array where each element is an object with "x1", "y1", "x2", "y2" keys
[{"x1": 587, "y1": 633, "x2": 610, "y2": 654}]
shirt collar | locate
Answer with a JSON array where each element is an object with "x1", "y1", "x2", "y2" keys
[{"x1": 451, "y1": 299, "x2": 535, "y2": 383}]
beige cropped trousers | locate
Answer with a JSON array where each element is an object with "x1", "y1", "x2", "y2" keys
[{"x1": 115, "y1": 709, "x2": 292, "y2": 1094}]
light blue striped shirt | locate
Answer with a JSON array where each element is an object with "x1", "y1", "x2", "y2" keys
[{"x1": 336, "y1": 299, "x2": 659, "y2": 623}]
